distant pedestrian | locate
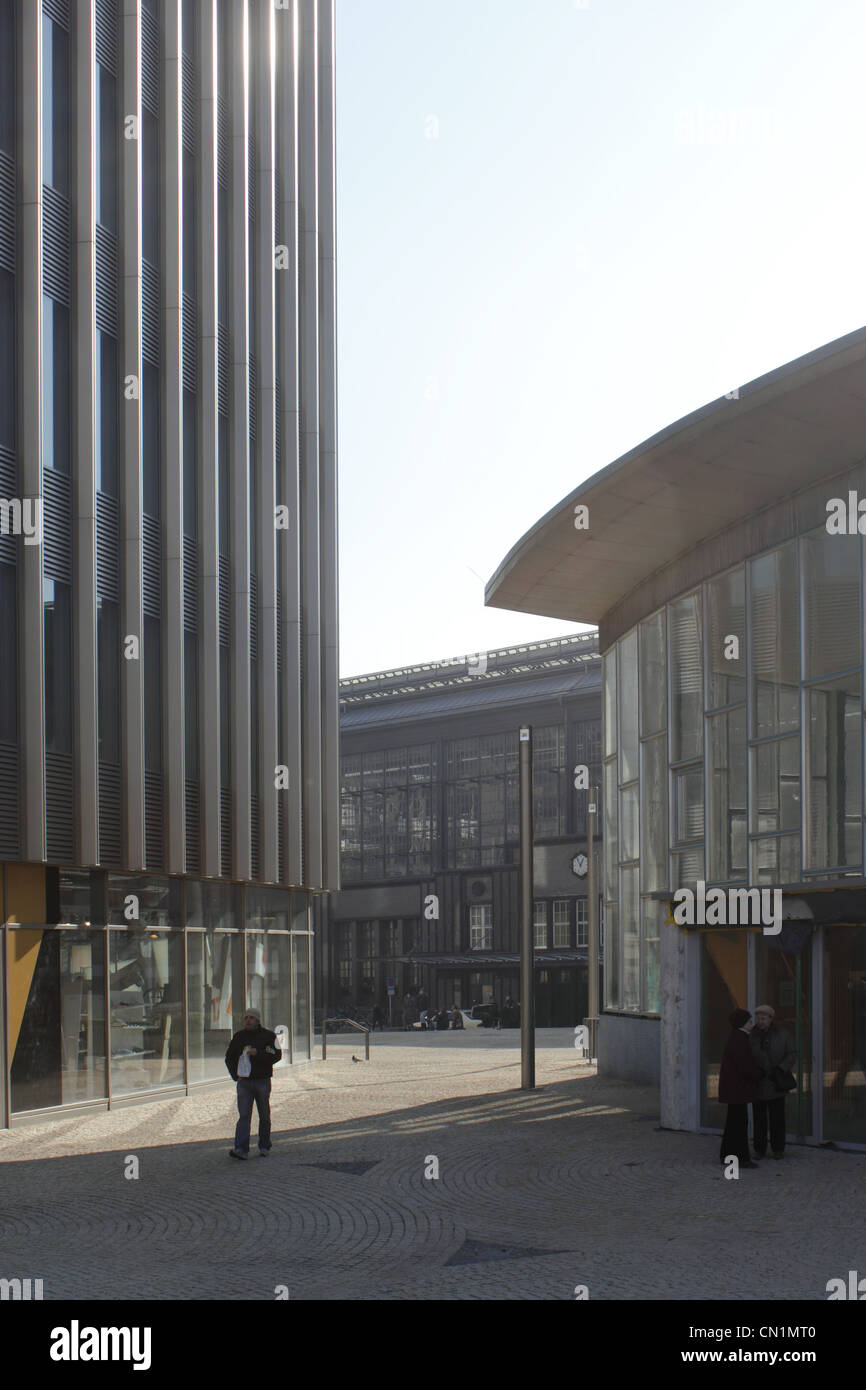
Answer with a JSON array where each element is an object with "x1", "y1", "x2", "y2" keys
[
  {"x1": 225, "y1": 1007, "x2": 281, "y2": 1159},
  {"x1": 450, "y1": 1005, "x2": 463, "y2": 1030},
  {"x1": 403, "y1": 992, "x2": 418, "y2": 1031},
  {"x1": 750, "y1": 1004, "x2": 797, "y2": 1159},
  {"x1": 718, "y1": 1008, "x2": 762, "y2": 1169},
  {"x1": 371, "y1": 1004, "x2": 384, "y2": 1031}
]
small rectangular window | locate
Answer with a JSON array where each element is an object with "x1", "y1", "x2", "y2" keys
[
  {"x1": 553, "y1": 900, "x2": 570, "y2": 948},
  {"x1": 469, "y1": 904, "x2": 492, "y2": 951},
  {"x1": 97, "y1": 66, "x2": 118, "y2": 233},
  {"x1": 44, "y1": 577, "x2": 72, "y2": 754},
  {"x1": 533, "y1": 900, "x2": 547, "y2": 950},
  {"x1": 576, "y1": 899, "x2": 588, "y2": 948}
]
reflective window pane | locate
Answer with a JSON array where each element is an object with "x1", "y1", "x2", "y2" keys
[
  {"x1": 9, "y1": 928, "x2": 107, "y2": 1112},
  {"x1": 706, "y1": 567, "x2": 745, "y2": 708},
  {"x1": 618, "y1": 630, "x2": 638, "y2": 784},
  {"x1": 750, "y1": 544, "x2": 799, "y2": 737},
  {"x1": 621, "y1": 865, "x2": 640, "y2": 1012},
  {"x1": 751, "y1": 833, "x2": 800, "y2": 885},
  {"x1": 603, "y1": 650, "x2": 617, "y2": 757},
  {"x1": 674, "y1": 767, "x2": 704, "y2": 844},
  {"x1": 670, "y1": 593, "x2": 702, "y2": 762},
  {"x1": 802, "y1": 528, "x2": 860, "y2": 680},
  {"x1": 186, "y1": 930, "x2": 244, "y2": 1081},
  {"x1": 807, "y1": 676, "x2": 862, "y2": 869},
  {"x1": 603, "y1": 758, "x2": 618, "y2": 902},
  {"x1": 753, "y1": 736, "x2": 800, "y2": 835},
  {"x1": 109, "y1": 929, "x2": 184, "y2": 1094},
  {"x1": 619, "y1": 783, "x2": 639, "y2": 863},
  {"x1": 292, "y1": 935, "x2": 311, "y2": 1061},
  {"x1": 641, "y1": 734, "x2": 668, "y2": 892},
  {"x1": 707, "y1": 707, "x2": 747, "y2": 881},
  {"x1": 639, "y1": 610, "x2": 666, "y2": 737}
]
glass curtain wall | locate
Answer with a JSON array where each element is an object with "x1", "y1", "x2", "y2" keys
[
  {"x1": 603, "y1": 522, "x2": 866, "y2": 1020},
  {"x1": 5, "y1": 881, "x2": 316, "y2": 1116}
]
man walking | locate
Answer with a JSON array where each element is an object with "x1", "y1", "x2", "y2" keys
[{"x1": 225, "y1": 1007, "x2": 281, "y2": 1159}]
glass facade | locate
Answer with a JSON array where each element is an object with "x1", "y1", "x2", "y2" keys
[
  {"x1": 604, "y1": 526, "x2": 866, "y2": 1017},
  {"x1": 3, "y1": 877, "x2": 314, "y2": 1115}
]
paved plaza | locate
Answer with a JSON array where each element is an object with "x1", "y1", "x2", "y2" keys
[{"x1": 0, "y1": 1028, "x2": 861, "y2": 1301}]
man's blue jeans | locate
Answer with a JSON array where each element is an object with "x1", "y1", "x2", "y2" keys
[{"x1": 234, "y1": 1078, "x2": 272, "y2": 1153}]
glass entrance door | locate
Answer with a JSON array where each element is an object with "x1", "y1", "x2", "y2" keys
[
  {"x1": 822, "y1": 924, "x2": 866, "y2": 1144},
  {"x1": 754, "y1": 924, "x2": 812, "y2": 1138}
]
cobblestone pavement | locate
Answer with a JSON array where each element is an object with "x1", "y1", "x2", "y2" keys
[{"x1": 0, "y1": 1029, "x2": 862, "y2": 1301}]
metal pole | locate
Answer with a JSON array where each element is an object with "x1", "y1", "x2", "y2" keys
[
  {"x1": 519, "y1": 725, "x2": 535, "y2": 1089},
  {"x1": 586, "y1": 786, "x2": 599, "y2": 1059}
]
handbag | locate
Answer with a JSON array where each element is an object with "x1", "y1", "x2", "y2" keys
[{"x1": 771, "y1": 1065, "x2": 796, "y2": 1092}]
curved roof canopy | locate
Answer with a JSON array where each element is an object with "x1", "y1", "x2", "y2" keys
[{"x1": 485, "y1": 325, "x2": 866, "y2": 625}]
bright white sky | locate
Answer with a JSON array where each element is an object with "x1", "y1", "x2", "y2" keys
[{"x1": 335, "y1": 0, "x2": 866, "y2": 678}]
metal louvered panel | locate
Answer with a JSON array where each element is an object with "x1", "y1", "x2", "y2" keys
[
  {"x1": 217, "y1": 97, "x2": 229, "y2": 185},
  {"x1": 42, "y1": 0, "x2": 69, "y2": 29},
  {"x1": 145, "y1": 769, "x2": 164, "y2": 868},
  {"x1": 249, "y1": 572, "x2": 257, "y2": 660},
  {"x1": 250, "y1": 792, "x2": 259, "y2": 881},
  {"x1": 217, "y1": 324, "x2": 230, "y2": 415},
  {"x1": 0, "y1": 741, "x2": 20, "y2": 857},
  {"x1": 142, "y1": 513, "x2": 161, "y2": 616},
  {"x1": 277, "y1": 795, "x2": 284, "y2": 884},
  {"x1": 142, "y1": 259, "x2": 160, "y2": 365},
  {"x1": 141, "y1": 9, "x2": 159, "y2": 116},
  {"x1": 275, "y1": 377, "x2": 282, "y2": 468},
  {"x1": 248, "y1": 132, "x2": 256, "y2": 219},
  {"x1": 98, "y1": 761, "x2": 122, "y2": 865},
  {"x1": 0, "y1": 152, "x2": 14, "y2": 273},
  {"x1": 182, "y1": 293, "x2": 197, "y2": 391},
  {"x1": 218, "y1": 555, "x2": 231, "y2": 645},
  {"x1": 185, "y1": 778, "x2": 200, "y2": 874},
  {"x1": 95, "y1": 226, "x2": 118, "y2": 335},
  {"x1": 182, "y1": 54, "x2": 197, "y2": 152},
  {"x1": 276, "y1": 586, "x2": 283, "y2": 676},
  {"x1": 248, "y1": 354, "x2": 257, "y2": 444},
  {"x1": 42, "y1": 187, "x2": 70, "y2": 304},
  {"x1": 96, "y1": 492, "x2": 118, "y2": 599},
  {"x1": 183, "y1": 535, "x2": 198, "y2": 631},
  {"x1": 94, "y1": 0, "x2": 118, "y2": 73},
  {"x1": 43, "y1": 469, "x2": 71, "y2": 582},
  {"x1": 0, "y1": 447, "x2": 16, "y2": 566},
  {"x1": 46, "y1": 750, "x2": 74, "y2": 862},
  {"x1": 220, "y1": 786, "x2": 232, "y2": 877}
]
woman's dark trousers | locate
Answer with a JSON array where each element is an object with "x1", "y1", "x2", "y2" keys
[{"x1": 720, "y1": 1103, "x2": 750, "y2": 1163}]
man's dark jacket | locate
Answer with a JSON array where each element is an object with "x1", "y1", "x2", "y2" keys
[
  {"x1": 718, "y1": 1027, "x2": 762, "y2": 1104},
  {"x1": 225, "y1": 1026, "x2": 281, "y2": 1082}
]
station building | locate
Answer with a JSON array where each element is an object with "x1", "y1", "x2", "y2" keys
[
  {"x1": 0, "y1": 1, "x2": 339, "y2": 1125},
  {"x1": 487, "y1": 326, "x2": 866, "y2": 1147},
  {"x1": 315, "y1": 633, "x2": 602, "y2": 1027}
]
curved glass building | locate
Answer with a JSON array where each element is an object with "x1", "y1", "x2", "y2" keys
[{"x1": 487, "y1": 325, "x2": 866, "y2": 1148}]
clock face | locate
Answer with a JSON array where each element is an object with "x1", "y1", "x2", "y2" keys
[{"x1": 572, "y1": 854, "x2": 588, "y2": 877}]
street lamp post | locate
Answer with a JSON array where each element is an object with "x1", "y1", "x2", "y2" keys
[{"x1": 519, "y1": 725, "x2": 535, "y2": 1089}]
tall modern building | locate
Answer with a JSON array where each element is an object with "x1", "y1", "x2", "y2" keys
[
  {"x1": 0, "y1": 0, "x2": 339, "y2": 1126},
  {"x1": 488, "y1": 325, "x2": 866, "y2": 1151}
]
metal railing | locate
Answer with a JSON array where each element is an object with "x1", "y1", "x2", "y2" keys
[{"x1": 321, "y1": 1017, "x2": 370, "y2": 1060}]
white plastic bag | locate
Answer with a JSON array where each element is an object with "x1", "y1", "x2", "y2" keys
[{"x1": 237, "y1": 1048, "x2": 252, "y2": 1078}]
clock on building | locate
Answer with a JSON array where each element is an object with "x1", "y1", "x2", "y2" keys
[{"x1": 572, "y1": 853, "x2": 588, "y2": 877}]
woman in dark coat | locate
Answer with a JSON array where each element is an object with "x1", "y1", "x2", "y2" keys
[{"x1": 718, "y1": 1008, "x2": 763, "y2": 1169}]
